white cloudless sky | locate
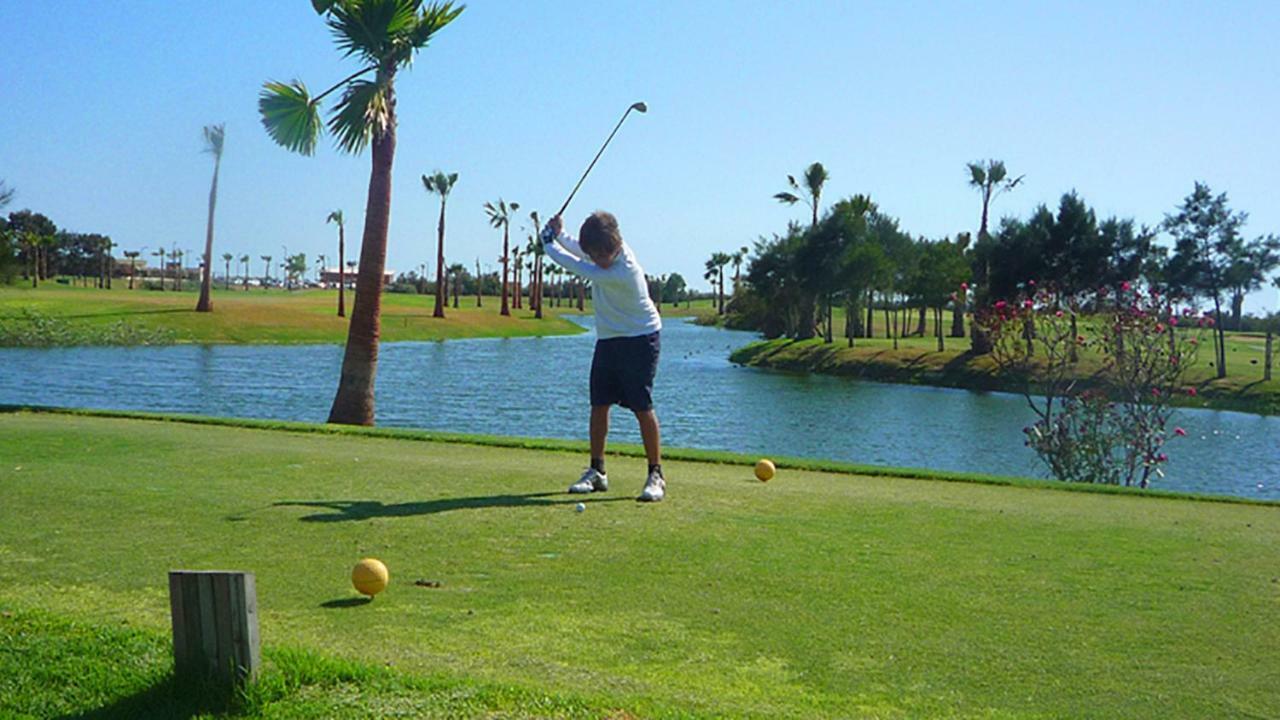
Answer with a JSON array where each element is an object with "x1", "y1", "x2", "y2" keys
[{"x1": 2, "y1": 1, "x2": 1277, "y2": 311}]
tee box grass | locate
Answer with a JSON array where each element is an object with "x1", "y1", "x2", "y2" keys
[{"x1": 2, "y1": 410, "x2": 1278, "y2": 718}]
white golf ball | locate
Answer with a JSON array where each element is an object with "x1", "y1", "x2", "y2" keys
[{"x1": 575, "y1": 502, "x2": 586, "y2": 513}]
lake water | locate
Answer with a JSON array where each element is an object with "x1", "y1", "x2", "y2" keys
[{"x1": 1, "y1": 317, "x2": 1276, "y2": 500}]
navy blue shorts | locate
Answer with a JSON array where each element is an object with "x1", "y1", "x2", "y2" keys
[{"x1": 590, "y1": 331, "x2": 660, "y2": 411}]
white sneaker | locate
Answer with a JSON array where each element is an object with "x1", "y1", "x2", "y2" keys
[
  {"x1": 638, "y1": 470, "x2": 666, "y2": 502},
  {"x1": 569, "y1": 468, "x2": 608, "y2": 494}
]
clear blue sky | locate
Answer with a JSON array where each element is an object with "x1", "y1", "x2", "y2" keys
[{"x1": 2, "y1": 1, "x2": 1278, "y2": 311}]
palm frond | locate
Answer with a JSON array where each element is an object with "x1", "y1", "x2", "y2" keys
[
  {"x1": 409, "y1": 2, "x2": 465, "y2": 50},
  {"x1": 327, "y1": 209, "x2": 344, "y2": 226},
  {"x1": 966, "y1": 162, "x2": 985, "y2": 187},
  {"x1": 202, "y1": 124, "x2": 225, "y2": 158},
  {"x1": 422, "y1": 170, "x2": 457, "y2": 196},
  {"x1": 804, "y1": 162, "x2": 828, "y2": 195},
  {"x1": 987, "y1": 160, "x2": 1007, "y2": 185},
  {"x1": 327, "y1": 79, "x2": 388, "y2": 154},
  {"x1": 0, "y1": 181, "x2": 14, "y2": 210},
  {"x1": 259, "y1": 81, "x2": 321, "y2": 156},
  {"x1": 328, "y1": 0, "x2": 417, "y2": 62},
  {"x1": 774, "y1": 192, "x2": 800, "y2": 205}
]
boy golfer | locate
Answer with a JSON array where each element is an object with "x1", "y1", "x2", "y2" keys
[{"x1": 541, "y1": 211, "x2": 665, "y2": 501}]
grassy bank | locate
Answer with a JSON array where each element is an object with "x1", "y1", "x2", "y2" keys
[
  {"x1": 0, "y1": 285, "x2": 591, "y2": 345},
  {"x1": 2, "y1": 411, "x2": 1278, "y2": 717},
  {"x1": 731, "y1": 334, "x2": 1280, "y2": 415}
]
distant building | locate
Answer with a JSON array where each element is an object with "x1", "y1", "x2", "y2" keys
[{"x1": 319, "y1": 267, "x2": 394, "y2": 286}]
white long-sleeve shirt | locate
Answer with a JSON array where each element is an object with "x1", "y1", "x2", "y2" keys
[{"x1": 543, "y1": 232, "x2": 662, "y2": 339}]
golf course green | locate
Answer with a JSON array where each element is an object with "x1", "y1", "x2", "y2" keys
[{"x1": 2, "y1": 410, "x2": 1277, "y2": 718}]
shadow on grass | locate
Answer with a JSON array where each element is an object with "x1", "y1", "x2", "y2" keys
[
  {"x1": 320, "y1": 597, "x2": 372, "y2": 609},
  {"x1": 55, "y1": 674, "x2": 242, "y2": 720},
  {"x1": 274, "y1": 492, "x2": 629, "y2": 522}
]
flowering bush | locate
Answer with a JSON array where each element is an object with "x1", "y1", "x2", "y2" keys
[{"x1": 977, "y1": 283, "x2": 1202, "y2": 488}]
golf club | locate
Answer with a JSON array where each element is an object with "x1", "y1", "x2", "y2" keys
[{"x1": 555, "y1": 101, "x2": 647, "y2": 219}]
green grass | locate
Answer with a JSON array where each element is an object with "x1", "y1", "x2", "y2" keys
[
  {"x1": 3, "y1": 411, "x2": 1279, "y2": 718},
  {"x1": 0, "y1": 285, "x2": 594, "y2": 345},
  {"x1": 731, "y1": 331, "x2": 1280, "y2": 415}
]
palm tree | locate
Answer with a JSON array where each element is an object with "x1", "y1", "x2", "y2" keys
[
  {"x1": 326, "y1": 210, "x2": 347, "y2": 317},
  {"x1": 483, "y1": 198, "x2": 519, "y2": 316},
  {"x1": 965, "y1": 159, "x2": 1024, "y2": 342},
  {"x1": 449, "y1": 262, "x2": 465, "y2": 308},
  {"x1": 174, "y1": 248, "x2": 185, "y2": 291},
  {"x1": 260, "y1": 255, "x2": 272, "y2": 289},
  {"x1": 511, "y1": 245, "x2": 524, "y2": 309},
  {"x1": 774, "y1": 162, "x2": 828, "y2": 228},
  {"x1": 474, "y1": 258, "x2": 483, "y2": 306},
  {"x1": 99, "y1": 238, "x2": 116, "y2": 289},
  {"x1": 422, "y1": 171, "x2": 458, "y2": 318},
  {"x1": 196, "y1": 124, "x2": 225, "y2": 312},
  {"x1": 528, "y1": 211, "x2": 546, "y2": 319},
  {"x1": 731, "y1": 245, "x2": 748, "y2": 299},
  {"x1": 968, "y1": 160, "x2": 1023, "y2": 241},
  {"x1": 221, "y1": 252, "x2": 234, "y2": 290},
  {"x1": 153, "y1": 248, "x2": 166, "y2": 290},
  {"x1": 259, "y1": 0, "x2": 464, "y2": 426},
  {"x1": 316, "y1": 254, "x2": 327, "y2": 282},
  {"x1": 0, "y1": 180, "x2": 13, "y2": 209},
  {"x1": 775, "y1": 163, "x2": 828, "y2": 332},
  {"x1": 123, "y1": 250, "x2": 142, "y2": 290},
  {"x1": 707, "y1": 252, "x2": 732, "y2": 314},
  {"x1": 240, "y1": 254, "x2": 250, "y2": 290}
]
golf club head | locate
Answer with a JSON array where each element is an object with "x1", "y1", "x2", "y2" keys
[{"x1": 631, "y1": 102, "x2": 648, "y2": 113}]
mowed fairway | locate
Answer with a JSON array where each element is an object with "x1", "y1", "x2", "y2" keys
[
  {"x1": 0, "y1": 285, "x2": 588, "y2": 344},
  {"x1": 2, "y1": 412, "x2": 1278, "y2": 718}
]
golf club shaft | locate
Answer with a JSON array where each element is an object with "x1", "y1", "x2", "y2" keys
[{"x1": 556, "y1": 106, "x2": 639, "y2": 218}]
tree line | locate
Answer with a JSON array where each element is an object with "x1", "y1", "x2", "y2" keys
[{"x1": 722, "y1": 161, "x2": 1280, "y2": 374}]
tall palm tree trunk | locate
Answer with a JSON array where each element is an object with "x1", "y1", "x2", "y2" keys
[
  {"x1": 432, "y1": 200, "x2": 446, "y2": 318},
  {"x1": 500, "y1": 228, "x2": 511, "y2": 316},
  {"x1": 328, "y1": 79, "x2": 396, "y2": 426},
  {"x1": 196, "y1": 155, "x2": 220, "y2": 312},
  {"x1": 534, "y1": 255, "x2": 543, "y2": 319},
  {"x1": 338, "y1": 224, "x2": 347, "y2": 317}
]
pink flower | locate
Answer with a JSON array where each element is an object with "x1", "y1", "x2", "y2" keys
[
  {"x1": 1170, "y1": 356, "x2": 1179, "y2": 365},
  {"x1": 1169, "y1": 316, "x2": 1178, "y2": 326},
  {"x1": 995, "y1": 300, "x2": 1007, "y2": 310},
  {"x1": 1206, "y1": 317, "x2": 1215, "y2": 327},
  {"x1": 1187, "y1": 387, "x2": 1198, "y2": 397},
  {"x1": 1151, "y1": 387, "x2": 1161, "y2": 396},
  {"x1": 1023, "y1": 299, "x2": 1034, "y2": 309},
  {"x1": 1155, "y1": 323, "x2": 1165, "y2": 333},
  {"x1": 1157, "y1": 453, "x2": 1168, "y2": 462},
  {"x1": 960, "y1": 282, "x2": 969, "y2": 291},
  {"x1": 1028, "y1": 280, "x2": 1037, "y2": 286},
  {"x1": 1121, "y1": 281, "x2": 1132, "y2": 292},
  {"x1": 949, "y1": 292, "x2": 957, "y2": 301},
  {"x1": 1055, "y1": 310, "x2": 1064, "y2": 318},
  {"x1": 1174, "y1": 427, "x2": 1187, "y2": 437}
]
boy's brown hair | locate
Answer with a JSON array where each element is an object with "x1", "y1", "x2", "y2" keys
[{"x1": 579, "y1": 211, "x2": 623, "y2": 259}]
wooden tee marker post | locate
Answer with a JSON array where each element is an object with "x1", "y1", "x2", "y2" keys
[{"x1": 168, "y1": 571, "x2": 260, "y2": 690}]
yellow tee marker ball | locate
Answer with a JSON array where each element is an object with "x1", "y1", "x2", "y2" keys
[
  {"x1": 352, "y1": 558, "x2": 389, "y2": 597},
  {"x1": 754, "y1": 458, "x2": 776, "y2": 482}
]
